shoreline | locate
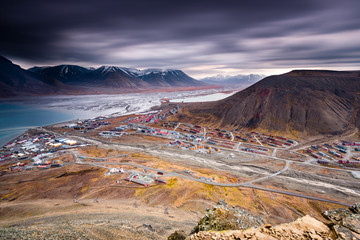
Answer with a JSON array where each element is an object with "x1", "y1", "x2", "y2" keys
[
  {"x1": 0, "y1": 87, "x2": 240, "y2": 148},
  {"x1": 0, "y1": 130, "x2": 27, "y2": 149},
  {"x1": 0, "y1": 85, "x2": 222, "y2": 101}
]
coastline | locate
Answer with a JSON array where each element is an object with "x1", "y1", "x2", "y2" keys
[
  {"x1": 0, "y1": 87, "x2": 239, "y2": 149},
  {"x1": 0, "y1": 129, "x2": 27, "y2": 148}
]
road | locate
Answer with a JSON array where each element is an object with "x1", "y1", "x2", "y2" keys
[
  {"x1": 254, "y1": 135, "x2": 263, "y2": 146},
  {"x1": 173, "y1": 122, "x2": 181, "y2": 131},
  {"x1": 242, "y1": 160, "x2": 290, "y2": 185},
  {"x1": 66, "y1": 128, "x2": 360, "y2": 174},
  {"x1": 230, "y1": 131, "x2": 234, "y2": 141},
  {"x1": 45, "y1": 125, "x2": 360, "y2": 207},
  {"x1": 72, "y1": 150, "x2": 352, "y2": 207}
]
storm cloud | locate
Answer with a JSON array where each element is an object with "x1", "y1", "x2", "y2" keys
[{"x1": 1, "y1": 0, "x2": 359, "y2": 77}]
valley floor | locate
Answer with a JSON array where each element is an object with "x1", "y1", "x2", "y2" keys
[{"x1": 1, "y1": 110, "x2": 360, "y2": 239}]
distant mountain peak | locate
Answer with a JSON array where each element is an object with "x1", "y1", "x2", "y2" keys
[
  {"x1": 99, "y1": 65, "x2": 119, "y2": 73},
  {"x1": 200, "y1": 73, "x2": 266, "y2": 86}
]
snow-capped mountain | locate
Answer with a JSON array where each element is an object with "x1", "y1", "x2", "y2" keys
[
  {"x1": 29, "y1": 65, "x2": 91, "y2": 83},
  {"x1": 28, "y1": 64, "x2": 204, "y2": 88},
  {"x1": 0, "y1": 55, "x2": 207, "y2": 97},
  {"x1": 138, "y1": 69, "x2": 201, "y2": 87},
  {"x1": 200, "y1": 74, "x2": 266, "y2": 86}
]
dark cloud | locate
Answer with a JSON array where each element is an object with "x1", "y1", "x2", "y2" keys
[{"x1": 1, "y1": 0, "x2": 359, "y2": 77}]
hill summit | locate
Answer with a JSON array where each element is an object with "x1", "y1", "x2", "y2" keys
[{"x1": 177, "y1": 70, "x2": 360, "y2": 136}]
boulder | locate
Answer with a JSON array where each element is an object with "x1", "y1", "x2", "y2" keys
[
  {"x1": 333, "y1": 224, "x2": 360, "y2": 240},
  {"x1": 350, "y1": 203, "x2": 360, "y2": 214},
  {"x1": 341, "y1": 214, "x2": 360, "y2": 234},
  {"x1": 322, "y1": 208, "x2": 353, "y2": 223},
  {"x1": 168, "y1": 230, "x2": 187, "y2": 240}
]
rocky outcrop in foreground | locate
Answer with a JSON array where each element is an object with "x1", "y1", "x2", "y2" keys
[
  {"x1": 190, "y1": 200, "x2": 264, "y2": 234},
  {"x1": 322, "y1": 202, "x2": 360, "y2": 239},
  {"x1": 187, "y1": 215, "x2": 332, "y2": 240},
  {"x1": 173, "y1": 201, "x2": 360, "y2": 240}
]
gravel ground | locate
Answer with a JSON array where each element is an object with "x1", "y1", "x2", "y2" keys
[{"x1": 0, "y1": 212, "x2": 195, "y2": 240}]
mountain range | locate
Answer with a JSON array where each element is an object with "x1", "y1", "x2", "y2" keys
[
  {"x1": 29, "y1": 65, "x2": 202, "y2": 88},
  {"x1": 175, "y1": 70, "x2": 360, "y2": 136},
  {"x1": 200, "y1": 74, "x2": 266, "y2": 86},
  {"x1": 0, "y1": 56, "x2": 205, "y2": 97}
]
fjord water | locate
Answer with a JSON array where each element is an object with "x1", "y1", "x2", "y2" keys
[
  {"x1": 0, "y1": 89, "x2": 237, "y2": 147},
  {"x1": 0, "y1": 103, "x2": 73, "y2": 147}
]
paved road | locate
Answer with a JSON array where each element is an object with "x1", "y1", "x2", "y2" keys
[{"x1": 242, "y1": 161, "x2": 290, "y2": 185}]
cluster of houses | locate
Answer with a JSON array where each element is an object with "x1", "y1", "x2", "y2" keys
[
  {"x1": 65, "y1": 116, "x2": 111, "y2": 131},
  {"x1": 240, "y1": 144, "x2": 270, "y2": 155},
  {"x1": 120, "y1": 106, "x2": 181, "y2": 125},
  {"x1": 304, "y1": 141, "x2": 360, "y2": 167},
  {"x1": 1, "y1": 131, "x2": 81, "y2": 172},
  {"x1": 235, "y1": 132, "x2": 295, "y2": 148}
]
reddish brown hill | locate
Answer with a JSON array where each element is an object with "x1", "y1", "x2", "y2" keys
[{"x1": 181, "y1": 70, "x2": 360, "y2": 136}]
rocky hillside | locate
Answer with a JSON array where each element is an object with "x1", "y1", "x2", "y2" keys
[
  {"x1": 187, "y1": 215, "x2": 332, "y2": 240},
  {"x1": 170, "y1": 201, "x2": 360, "y2": 240},
  {"x1": 0, "y1": 56, "x2": 64, "y2": 97},
  {"x1": 180, "y1": 70, "x2": 360, "y2": 136}
]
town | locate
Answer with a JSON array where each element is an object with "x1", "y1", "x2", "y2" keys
[{"x1": 1, "y1": 105, "x2": 360, "y2": 193}]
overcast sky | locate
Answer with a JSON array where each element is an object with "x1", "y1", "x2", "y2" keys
[{"x1": 1, "y1": 0, "x2": 359, "y2": 78}]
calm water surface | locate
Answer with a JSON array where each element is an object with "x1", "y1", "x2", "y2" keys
[{"x1": 0, "y1": 103, "x2": 73, "y2": 147}]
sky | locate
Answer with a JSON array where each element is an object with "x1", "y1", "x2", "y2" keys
[{"x1": 1, "y1": 0, "x2": 360, "y2": 79}]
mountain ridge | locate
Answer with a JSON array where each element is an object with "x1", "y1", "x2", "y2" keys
[
  {"x1": 28, "y1": 63, "x2": 204, "y2": 88},
  {"x1": 0, "y1": 56, "x2": 206, "y2": 97},
  {"x1": 0, "y1": 56, "x2": 65, "y2": 97}
]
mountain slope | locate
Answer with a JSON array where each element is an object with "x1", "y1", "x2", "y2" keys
[
  {"x1": 84, "y1": 66, "x2": 150, "y2": 88},
  {"x1": 0, "y1": 56, "x2": 62, "y2": 97},
  {"x1": 181, "y1": 70, "x2": 360, "y2": 136},
  {"x1": 29, "y1": 65, "x2": 91, "y2": 84},
  {"x1": 139, "y1": 69, "x2": 205, "y2": 87}
]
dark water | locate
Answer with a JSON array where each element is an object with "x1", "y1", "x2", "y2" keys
[{"x1": 0, "y1": 103, "x2": 73, "y2": 147}]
